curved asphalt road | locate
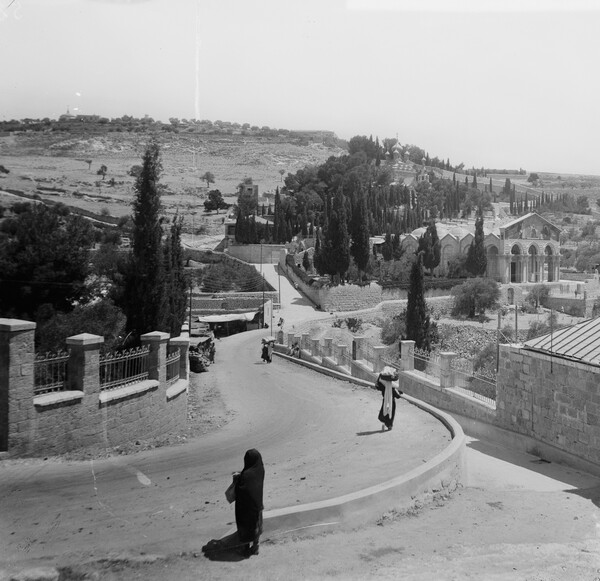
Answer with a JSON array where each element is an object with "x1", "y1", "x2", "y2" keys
[{"x1": 0, "y1": 314, "x2": 450, "y2": 569}]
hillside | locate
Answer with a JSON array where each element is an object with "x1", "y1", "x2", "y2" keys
[{"x1": 0, "y1": 130, "x2": 347, "y2": 229}]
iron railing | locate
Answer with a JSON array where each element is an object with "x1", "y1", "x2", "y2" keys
[
  {"x1": 100, "y1": 345, "x2": 149, "y2": 391},
  {"x1": 451, "y1": 358, "x2": 497, "y2": 405},
  {"x1": 166, "y1": 346, "x2": 181, "y2": 386},
  {"x1": 413, "y1": 347, "x2": 440, "y2": 379},
  {"x1": 34, "y1": 350, "x2": 69, "y2": 395}
]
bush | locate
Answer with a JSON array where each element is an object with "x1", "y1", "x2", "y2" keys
[
  {"x1": 345, "y1": 317, "x2": 363, "y2": 333},
  {"x1": 380, "y1": 314, "x2": 405, "y2": 345}
]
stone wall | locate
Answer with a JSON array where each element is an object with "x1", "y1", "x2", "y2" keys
[
  {"x1": 0, "y1": 320, "x2": 189, "y2": 456},
  {"x1": 192, "y1": 291, "x2": 278, "y2": 312},
  {"x1": 497, "y1": 344, "x2": 600, "y2": 466},
  {"x1": 277, "y1": 329, "x2": 600, "y2": 473},
  {"x1": 226, "y1": 243, "x2": 285, "y2": 264}
]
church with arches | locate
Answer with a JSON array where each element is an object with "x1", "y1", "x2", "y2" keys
[{"x1": 400, "y1": 212, "x2": 562, "y2": 284}]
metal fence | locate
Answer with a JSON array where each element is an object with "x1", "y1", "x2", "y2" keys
[
  {"x1": 450, "y1": 358, "x2": 497, "y2": 405},
  {"x1": 413, "y1": 347, "x2": 440, "y2": 380},
  {"x1": 100, "y1": 345, "x2": 150, "y2": 391},
  {"x1": 166, "y1": 346, "x2": 181, "y2": 386},
  {"x1": 34, "y1": 350, "x2": 69, "y2": 395}
]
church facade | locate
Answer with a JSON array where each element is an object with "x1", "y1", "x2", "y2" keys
[{"x1": 400, "y1": 212, "x2": 562, "y2": 284}]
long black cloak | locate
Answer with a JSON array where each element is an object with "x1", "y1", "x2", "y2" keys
[{"x1": 235, "y1": 448, "x2": 265, "y2": 543}]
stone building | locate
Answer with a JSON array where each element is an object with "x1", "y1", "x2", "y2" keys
[{"x1": 400, "y1": 212, "x2": 561, "y2": 284}]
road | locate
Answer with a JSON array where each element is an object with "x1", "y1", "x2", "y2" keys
[
  {"x1": 0, "y1": 323, "x2": 450, "y2": 572},
  {"x1": 3, "y1": 263, "x2": 600, "y2": 580}
]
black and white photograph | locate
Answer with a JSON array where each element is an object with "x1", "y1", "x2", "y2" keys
[{"x1": 2, "y1": 0, "x2": 600, "y2": 579}]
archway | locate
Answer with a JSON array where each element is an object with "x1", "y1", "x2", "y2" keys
[
  {"x1": 528, "y1": 245, "x2": 539, "y2": 283},
  {"x1": 486, "y1": 246, "x2": 499, "y2": 280},
  {"x1": 510, "y1": 245, "x2": 522, "y2": 283}
]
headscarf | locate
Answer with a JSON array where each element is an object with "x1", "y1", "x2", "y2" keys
[{"x1": 236, "y1": 448, "x2": 264, "y2": 511}]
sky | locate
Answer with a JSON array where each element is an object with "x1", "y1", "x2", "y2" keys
[{"x1": 1, "y1": 0, "x2": 600, "y2": 176}]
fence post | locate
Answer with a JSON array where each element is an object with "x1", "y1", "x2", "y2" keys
[
  {"x1": 169, "y1": 336, "x2": 190, "y2": 381},
  {"x1": 372, "y1": 346, "x2": 387, "y2": 374},
  {"x1": 336, "y1": 344, "x2": 348, "y2": 366},
  {"x1": 0, "y1": 319, "x2": 36, "y2": 454},
  {"x1": 323, "y1": 337, "x2": 332, "y2": 358},
  {"x1": 439, "y1": 351, "x2": 457, "y2": 389},
  {"x1": 301, "y1": 333, "x2": 310, "y2": 351},
  {"x1": 352, "y1": 336, "x2": 365, "y2": 360},
  {"x1": 311, "y1": 338, "x2": 320, "y2": 357},
  {"x1": 141, "y1": 331, "x2": 170, "y2": 385},
  {"x1": 66, "y1": 333, "x2": 104, "y2": 448},
  {"x1": 400, "y1": 340, "x2": 415, "y2": 371}
]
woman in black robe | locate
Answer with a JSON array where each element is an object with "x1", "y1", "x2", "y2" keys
[
  {"x1": 235, "y1": 448, "x2": 264, "y2": 556},
  {"x1": 374, "y1": 366, "x2": 403, "y2": 430}
]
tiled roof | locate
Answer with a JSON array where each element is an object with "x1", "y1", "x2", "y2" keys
[{"x1": 523, "y1": 317, "x2": 600, "y2": 365}]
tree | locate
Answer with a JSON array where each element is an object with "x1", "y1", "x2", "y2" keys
[
  {"x1": 349, "y1": 194, "x2": 371, "y2": 277},
  {"x1": 279, "y1": 169, "x2": 285, "y2": 182},
  {"x1": 0, "y1": 203, "x2": 94, "y2": 322},
  {"x1": 451, "y1": 278, "x2": 500, "y2": 319},
  {"x1": 404, "y1": 252, "x2": 436, "y2": 350},
  {"x1": 527, "y1": 173, "x2": 540, "y2": 184},
  {"x1": 465, "y1": 207, "x2": 487, "y2": 276},
  {"x1": 163, "y1": 216, "x2": 189, "y2": 337},
  {"x1": 122, "y1": 141, "x2": 168, "y2": 337},
  {"x1": 204, "y1": 189, "x2": 227, "y2": 214},
  {"x1": 417, "y1": 220, "x2": 441, "y2": 275},
  {"x1": 97, "y1": 164, "x2": 107, "y2": 180},
  {"x1": 201, "y1": 171, "x2": 215, "y2": 189},
  {"x1": 526, "y1": 283, "x2": 549, "y2": 310}
]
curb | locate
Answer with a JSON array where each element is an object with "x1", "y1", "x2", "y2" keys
[{"x1": 225, "y1": 348, "x2": 466, "y2": 539}]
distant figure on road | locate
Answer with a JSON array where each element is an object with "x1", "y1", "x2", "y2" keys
[{"x1": 373, "y1": 366, "x2": 402, "y2": 431}]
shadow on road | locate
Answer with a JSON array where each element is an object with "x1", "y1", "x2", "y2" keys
[
  {"x1": 568, "y1": 484, "x2": 600, "y2": 508},
  {"x1": 356, "y1": 429, "x2": 388, "y2": 437}
]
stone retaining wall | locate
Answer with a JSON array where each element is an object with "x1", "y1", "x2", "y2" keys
[
  {"x1": 0, "y1": 320, "x2": 189, "y2": 456},
  {"x1": 277, "y1": 329, "x2": 600, "y2": 472}
]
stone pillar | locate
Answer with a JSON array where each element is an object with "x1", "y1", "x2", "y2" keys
[
  {"x1": 301, "y1": 333, "x2": 310, "y2": 351},
  {"x1": 372, "y1": 346, "x2": 387, "y2": 374},
  {"x1": 66, "y1": 333, "x2": 104, "y2": 448},
  {"x1": 141, "y1": 331, "x2": 170, "y2": 385},
  {"x1": 277, "y1": 330, "x2": 284, "y2": 344},
  {"x1": 336, "y1": 344, "x2": 348, "y2": 366},
  {"x1": 323, "y1": 338, "x2": 333, "y2": 358},
  {"x1": 439, "y1": 351, "x2": 457, "y2": 389},
  {"x1": 400, "y1": 340, "x2": 415, "y2": 371},
  {"x1": 311, "y1": 338, "x2": 320, "y2": 357},
  {"x1": 352, "y1": 336, "x2": 365, "y2": 361},
  {"x1": 287, "y1": 333, "x2": 295, "y2": 350},
  {"x1": 0, "y1": 319, "x2": 36, "y2": 454},
  {"x1": 169, "y1": 336, "x2": 190, "y2": 381}
]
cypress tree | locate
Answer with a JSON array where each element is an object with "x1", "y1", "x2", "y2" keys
[
  {"x1": 405, "y1": 252, "x2": 434, "y2": 351},
  {"x1": 350, "y1": 194, "x2": 371, "y2": 277},
  {"x1": 124, "y1": 141, "x2": 167, "y2": 336},
  {"x1": 465, "y1": 207, "x2": 487, "y2": 276},
  {"x1": 418, "y1": 220, "x2": 441, "y2": 275},
  {"x1": 163, "y1": 215, "x2": 189, "y2": 336}
]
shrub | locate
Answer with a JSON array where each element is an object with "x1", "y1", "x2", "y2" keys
[
  {"x1": 380, "y1": 314, "x2": 405, "y2": 345},
  {"x1": 345, "y1": 317, "x2": 363, "y2": 333}
]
